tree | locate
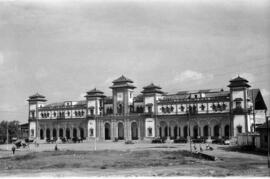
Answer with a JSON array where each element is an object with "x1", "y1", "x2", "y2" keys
[{"x1": 0, "y1": 120, "x2": 20, "y2": 144}]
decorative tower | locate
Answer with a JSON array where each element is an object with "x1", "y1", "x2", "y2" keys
[
  {"x1": 85, "y1": 88, "x2": 106, "y2": 140},
  {"x1": 27, "y1": 93, "x2": 47, "y2": 140},
  {"x1": 228, "y1": 76, "x2": 251, "y2": 136},
  {"x1": 141, "y1": 83, "x2": 164, "y2": 115},
  {"x1": 110, "y1": 75, "x2": 136, "y2": 115},
  {"x1": 85, "y1": 88, "x2": 106, "y2": 116},
  {"x1": 141, "y1": 83, "x2": 164, "y2": 139}
]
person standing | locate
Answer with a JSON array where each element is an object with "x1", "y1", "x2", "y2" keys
[{"x1": 11, "y1": 145, "x2": 16, "y2": 155}]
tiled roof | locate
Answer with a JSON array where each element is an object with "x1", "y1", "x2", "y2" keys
[
  {"x1": 29, "y1": 93, "x2": 46, "y2": 99},
  {"x1": 112, "y1": 75, "x2": 133, "y2": 83},
  {"x1": 85, "y1": 88, "x2": 105, "y2": 98},
  {"x1": 228, "y1": 76, "x2": 250, "y2": 88},
  {"x1": 110, "y1": 83, "x2": 136, "y2": 89},
  {"x1": 142, "y1": 83, "x2": 163, "y2": 94},
  {"x1": 230, "y1": 76, "x2": 248, "y2": 83},
  {"x1": 28, "y1": 93, "x2": 47, "y2": 101},
  {"x1": 143, "y1": 83, "x2": 161, "y2": 89},
  {"x1": 86, "y1": 88, "x2": 104, "y2": 94}
]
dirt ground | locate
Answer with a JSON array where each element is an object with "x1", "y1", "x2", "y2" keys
[{"x1": 0, "y1": 141, "x2": 269, "y2": 177}]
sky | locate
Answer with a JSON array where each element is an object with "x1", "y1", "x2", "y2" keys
[{"x1": 0, "y1": 0, "x2": 269, "y2": 123}]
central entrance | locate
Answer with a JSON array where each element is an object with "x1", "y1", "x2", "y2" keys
[
  {"x1": 105, "y1": 123, "x2": 111, "y2": 140},
  {"x1": 118, "y1": 123, "x2": 124, "y2": 140},
  {"x1": 131, "y1": 122, "x2": 138, "y2": 140}
]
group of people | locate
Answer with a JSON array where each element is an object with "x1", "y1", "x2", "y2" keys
[{"x1": 193, "y1": 143, "x2": 214, "y2": 153}]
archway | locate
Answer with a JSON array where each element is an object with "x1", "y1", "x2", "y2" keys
[
  {"x1": 59, "y1": 128, "x2": 63, "y2": 138},
  {"x1": 193, "y1": 125, "x2": 198, "y2": 138},
  {"x1": 160, "y1": 121, "x2": 167, "y2": 138},
  {"x1": 40, "y1": 129, "x2": 44, "y2": 140},
  {"x1": 53, "y1": 128, "x2": 57, "y2": 139},
  {"x1": 73, "y1": 128, "x2": 77, "y2": 138},
  {"x1": 214, "y1": 125, "x2": 220, "y2": 137},
  {"x1": 80, "y1": 128, "x2": 84, "y2": 139},
  {"x1": 184, "y1": 126, "x2": 188, "y2": 138},
  {"x1": 46, "y1": 128, "x2": 50, "y2": 139},
  {"x1": 66, "y1": 128, "x2": 70, "y2": 139},
  {"x1": 225, "y1": 125, "x2": 230, "y2": 137},
  {"x1": 118, "y1": 123, "x2": 124, "y2": 140},
  {"x1": 164, "y1": 126, "x2": 168, "y2": 137},
  {"x1": 105, "y1": 123, "x2": 111, "y2": 140},
  {"x1": 131, "y1": 122, "x2": 138, "y2": 140},
  {"x1": 203, "y1": 125, "x2": 209, "y2": 137},
  {"x1": 174, "y1": 126, "x2": 178, "y2": 139}
]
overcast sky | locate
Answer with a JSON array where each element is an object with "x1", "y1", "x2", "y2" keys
[{"x1": 0, "y1": 0, "x2": 269, "y2": 123}]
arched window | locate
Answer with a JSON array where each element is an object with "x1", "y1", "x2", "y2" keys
[
  {"x1": 67, "y1": 111, "x2": 70, "y2": 116},
  {"x1": 212, "y1": 104, "x2": 217, "y2": 111},
  {"x1": 166, "y1": 107, "x2": 170, "y2": 113},
  {"x1": 180, "y1": 106, "x2": 185, "y2": 112},
  {"x1": 170, "y1": 106, "x2": 174, "y2": 112},
  {"x1": 75, "y1": 111, "x2": 78, "y2": 116},
  {"x1": 200, "y1": 104, "x2": 205, "y2": 111},
  {"x1": 161, "y1": 107, "x2": 165, "y2": 113},
  {"x1": 222, "y1": 103, "x2": 227, "y2": 110},
  {"x1": 81, "y1": 111, "x2": 84, "y2": 116},
  {"x1": 237, "y1": 125, "x2": 242, "y2": 134},
  {"x1": 53, "y1": 112, "x2": 56, "y2": 117}
]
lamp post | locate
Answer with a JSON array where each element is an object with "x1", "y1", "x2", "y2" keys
[
  {"x1": 187, "y1": 108, "x2": 192, "y2": 153},
  {"x1": 267, "y1": 116, "x2": 269, "y2": 168}
]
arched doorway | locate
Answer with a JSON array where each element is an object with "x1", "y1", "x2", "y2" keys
[
  {"x1": 66, "y1": 128, "x2": 70, "y2": 139},
  {"x1": 131, "y1": 122, "x2": 138, "y2": 140},
  {"x1": 73, "y1": 128, "x2": 77, "y2": 138},
  {"x1": 193, "y1": 126, "x2": 198, "y2": 138},
  {"x1": 225, "y1": 125, "x2": 230, "y2": 138},
  {"x1": 118, "y1": 123, "x2": 124, "y2": 140},
  {"x1": 160, "y1": 121, "x2": 167, "y2": 138},
  {"x1": 46, "y1": 128, "x2": 50, "y2": 139},
  {"x1": 105, "y1": 123, "x2": 111, "y2": 140},
  {"x1": 203, "y1": 125, "x2": 209, "y2": 137},
  {"x1": 59, "y1": 128, "x2": 63, "y2": 138},
  {"x1": 164, "y1": 126, "x2": 168, "y2": 137},
  {"x1": 184, "y1": 126, "x2": 188, "y2": 138},
  {"x1": 214, "y1": 125, "x2": 220, "y2": 137},
  {"x1": 174, "y1": 126, "x2": 178, "y2": 139},
  {"x1": 40, "y1": 129, "x2": 44, "y2": 140},
  {"x1": 53, "y1": 128, "x2": 57, "y2": 139},
  {"x1": 80, "y1": 128, "x2": 84, "y2": 139}
]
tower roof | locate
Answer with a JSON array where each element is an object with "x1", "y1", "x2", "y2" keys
[
  {"x1": 228, "y1": 76, "x2": 250, "y2": 88},
  {"x1": 110, "y1": 75, "x2": 136, "y2": 89},
  {"x1": 141, "y1": 83, "x2": 164, "y2": 94},
  {"x1": 112, "y1": 75, "x2": 133, "y2": 84},
  {"x1": 27, "y1": 93, "x2": 47, "y2": 102},
  {"x1": 143, "y1": 83, "x2": 162, "y2": 89},
  {"x1": 85, "y1": 88, "x2": 106, "y2": 98}
]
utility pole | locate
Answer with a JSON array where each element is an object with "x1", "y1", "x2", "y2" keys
[
  {"x1": 252, "y1": 90, "x2": 256, "y2": 132},
  {"x1": 6, "y1": 122, "x2": 8, "y2": 150}
]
